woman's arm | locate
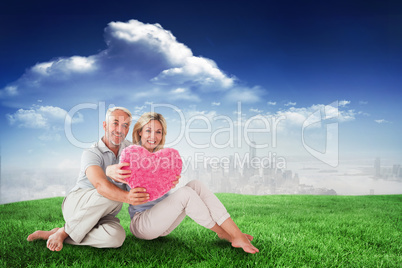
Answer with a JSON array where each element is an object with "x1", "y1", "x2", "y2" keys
[{"x1": 172, "y1": 175, "x2": 181, "y2": 188}]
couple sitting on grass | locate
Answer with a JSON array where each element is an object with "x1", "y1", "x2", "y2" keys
[{"x1": 27, "y1": 107, "x2": 259, "y2": 254}]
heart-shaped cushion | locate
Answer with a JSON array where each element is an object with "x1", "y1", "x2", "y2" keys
[{"x1": 120, "y1": 145, "x2": 183, "y2": 202}]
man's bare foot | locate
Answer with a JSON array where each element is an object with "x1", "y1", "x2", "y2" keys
[
  {"x1": 46, "y1": 227, "x2": 68, "y2": 251},
  {"x1": 231, "y1": 234, "x2": 259, "y2": 254},
  {"x1": 27, "y1": 228, "x2": 59, "y2": 241}
]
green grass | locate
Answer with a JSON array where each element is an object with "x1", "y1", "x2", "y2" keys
[{"x1": 0, "y1": 194, "x2": 401, "y2": 267}]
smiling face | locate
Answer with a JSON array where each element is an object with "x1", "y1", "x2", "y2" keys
[
  {"x1": 103, "y1": 109, "x2": 131, "y2": 149},
  {"x1": 138, "y1": 120, "x2": 163, "y2": 152}
]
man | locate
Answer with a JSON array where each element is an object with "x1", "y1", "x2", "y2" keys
[{"x1": 27, "y1": 107, "x2": 150, "y2": 251}]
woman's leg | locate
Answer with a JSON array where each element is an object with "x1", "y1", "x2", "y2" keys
[
  {"x1": 186, "y1": 180, "x2": 259, "y2": 254},
  {"x1": 131, "y1": 185, "x2": 220, "y2": 240},
  {"x1": 131, "y1": 180, "x2": 258, "y2": 253},
  {"x1": 185, "y1": 180, "x2": 230, "y2": 225}
]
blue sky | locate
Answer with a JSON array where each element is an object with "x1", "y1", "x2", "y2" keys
[{"x1": 0, "y1": 0, "x2": 401, "y2": 173}]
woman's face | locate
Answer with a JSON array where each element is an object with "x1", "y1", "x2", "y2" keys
[{"x1": 138, "y1": 120, "x2": 163, "y2": 152}]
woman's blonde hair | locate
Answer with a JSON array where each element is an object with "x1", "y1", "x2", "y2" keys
[{"x1": 132, "y1": 112, "x2": 167, "y2": 152}]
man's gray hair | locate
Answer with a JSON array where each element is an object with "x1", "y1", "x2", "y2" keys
[{"x1": 105, "y1": 107, "x2": 132, "y2": 122}]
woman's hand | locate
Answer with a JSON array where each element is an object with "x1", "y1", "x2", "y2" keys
[
  {"x1": 171, "y1": 175, "x2": 181, "y2": 189},
  {"x1": 106, "y1": 163, "x2": 131, "y2": 184},
  {"x1": 127, "y1": 187, "x2": 149, "y2": 206}
]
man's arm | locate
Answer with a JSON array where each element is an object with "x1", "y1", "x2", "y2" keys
[
  {"x1": 86, "y1": 165, "x2": 149, "y2": 205},
  {"x1": 106, "y1": 163, "x2": 131, "y2": 184}
]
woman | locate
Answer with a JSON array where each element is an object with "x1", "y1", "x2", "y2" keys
[{"x1": 108, "y1": 112, "x2": 259, "y2": 254}]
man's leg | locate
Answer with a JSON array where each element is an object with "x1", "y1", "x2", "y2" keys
[
  {"x1": 61, "y1": 188, "x2": 125, "y2": 248},
  {"x1": 27, "y1": 228, "x2": 59, "y2": 242},
  {"x1": 64, "y1": 215, "x2": 125, "y2": 248}
]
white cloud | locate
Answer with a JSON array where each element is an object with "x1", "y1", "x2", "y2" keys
[
  {"x1": 132, "y1": 105, "x2": 147, "y2": 115},
  {"x1": 186, "y1": 109, "x2": 218, "y2": 121},
  {"x1": 169, "y1": 87, "x2": 200, "y2": 102},
  {"x1": 106, "y1": 20, "x2": 192, "y2": 66},
  {"x1": 338, "y1": 109, "x2": 356, "y2": 122},
  {"x1": 205, "y1": 101, "x2": 356, "y2": 136},
  {"x1": 7, "y1": 105, "x2": 83, "y2": 129},
  {"x1": 0, "y1": 19, "x2": 260, "y2": 107},
  {"x1": 284, "y1": 101, "x2": 296, "y2": 107},
  {"x1": 133, "y1": 88, "x2": 161, "y2": 99},
  {"x1": 339, "y1": 100, "x2": 350, "y2": 107},
  {"x1": 267, "y1": 101, "x2": 276, "y2": 106},
  {"x1": 268, "y1": 103, "x2": 355, "y2": 130},
  {"x1": 250, "y1": 108, "x2": 263, "y2": 113},
  {"x1": 375, "y1": 119, "x2": 390, "y2": 124},
  {"x1": 226, "y1": 86, "x2": 264, "y2": 103},
  {"x1": 359, "y1": 100, "x2": 368, "y2": 105},
  {"x1": 358, "y1": 111, "x2": 370, "y2": 116},
  {"x1": 274, "y1": 107, "x2": 308, "y2": 126},
  {"x1": 7, "y1": 109, "x2": 48, "y2": 128},
  {"x1": 57, "y1": 158, "x2": 80, "y2": 170},
  {"x1": 39, "y1": 132, "x2": 62, "y2": 141},
  {"x1": 211, "y1": 102, "x2": 221, "y2": 106},
  {"x1": 172, "y1": 88, "x2": 186, "y2": 94},
  {"x1": 0, "y1": 86, "x2": 18, "y2": 98},
  {"x1": 32, "y1": 56, "x2": 96, "y2": 76},
  {"x1": 106, "y1": 20, "x2": 235, "y2": 91},
  {"x1": 152, "y1": 56, "x2": 235, "y2": 90}
]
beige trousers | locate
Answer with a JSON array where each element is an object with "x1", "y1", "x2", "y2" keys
[
  {"x1": 130, "y1": 180, "x2": 230, "y2": 240},
  {"x1": 62, "y1": 188, "x2": 125, "y2": 248}
]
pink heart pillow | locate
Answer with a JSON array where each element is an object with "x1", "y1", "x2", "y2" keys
[{"x1": 120, "y1": 145, "x2": 183, "y2": 202}]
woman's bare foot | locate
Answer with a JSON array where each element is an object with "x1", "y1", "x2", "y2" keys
[
  {"x1": 231, "y1": 234, "x2": 259, "y2": 254},
  {"x1": 217, "y1": 232, "x2": 254, "y2": 242},
  {"x1": 211, "y1": 219, "x2": 259, "y2": 253},
  {"x1": 27, "y1": 228, "x2": 59, "y2": 241},
  {"x1": 244, "y1": 234, "x2": 254, "y2": 241},
  {"x1": 46, "y1": 227, "x2": 69, "y2": 251}
]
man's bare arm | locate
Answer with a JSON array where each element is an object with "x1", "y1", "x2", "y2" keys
[{"x1": 86, "y1": 165, "x2": 149, "y2": 205}]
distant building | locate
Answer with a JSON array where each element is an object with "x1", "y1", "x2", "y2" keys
[
  {"x1": 293, "y1": 173, "x2": 300, "y2": 185},
  {"x1": 283, "y1": 170, "x2": 292, "y2": 181},
  {"x1": 228, "y1": 155, "x2": 236, "y2": 177},
  {"x1": 242, "y1": 141, "x2": 259, "y2": 181},
  {"x1": 249, "y1": 141, "x2": 257, "y2": 160},
  {"x1": 392, "y1": 164, "x2": 400, "y2": 178},
  {"x1": 375, "y1": 157, "x2": 381, "y2": 177}
]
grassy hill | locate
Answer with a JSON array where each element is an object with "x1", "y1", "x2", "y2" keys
[{"x1": 0, "y1": 194, "x2": 401, "y2": 267}]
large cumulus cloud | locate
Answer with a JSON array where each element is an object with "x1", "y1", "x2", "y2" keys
[{"x1": 0, "y1": 19, "x2": 261, "y2": 108}]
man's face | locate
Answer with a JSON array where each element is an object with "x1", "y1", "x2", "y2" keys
[{"x1": 103, "y1": 110, "x2": 131, "y2": 147}]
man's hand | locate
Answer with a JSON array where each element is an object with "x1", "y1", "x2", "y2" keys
[
  {"x1": 171, "y1": 175, "x2": 181, "y2": 189},
  {"x1": 106, "y1": 163, "x2": 131, "y2": 184},
  {"x1": 127, "y1": 187, "x2": 149, "y2": 206}
]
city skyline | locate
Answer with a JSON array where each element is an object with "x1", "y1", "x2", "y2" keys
[{"x1": 1, "y1": 140, "x2": 401, "y2": 204}]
